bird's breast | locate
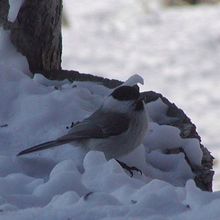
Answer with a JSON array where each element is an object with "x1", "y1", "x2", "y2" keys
[{"x1": 85, "y1": 111, "x2": 148, "y2": 160}]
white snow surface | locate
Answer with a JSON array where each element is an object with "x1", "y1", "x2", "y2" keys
[{"x1": 1, "y1": 1, "x2": 220, "y2": 219}]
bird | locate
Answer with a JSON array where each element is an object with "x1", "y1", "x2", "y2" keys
[{"x1": 17, "y1": 85, "x2": 148, "y2": 175}]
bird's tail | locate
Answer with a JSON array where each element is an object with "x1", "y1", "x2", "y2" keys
[{"x1": 17, "y1": 139, "x2": 72, "y2": 156}]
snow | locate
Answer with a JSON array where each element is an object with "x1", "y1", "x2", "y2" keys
[
  {"x1": 8, "y1": 0, "x2": 24, "y2": 22},
  {"x1": 0, "y1": 0, "x2": 220, "y2": 219},
  {"x1": 0, "y1": 28, "x2": 30, "y2": 75},
  {"x1": 122, "y1": 74, "x2": 144, "y2": 86}
]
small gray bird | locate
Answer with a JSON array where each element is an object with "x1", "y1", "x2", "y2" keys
[{"x1": 17, "y1": 85, "x2": 148, "y2": 173}]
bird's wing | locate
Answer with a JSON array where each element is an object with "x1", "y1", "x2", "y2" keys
[
  {"x1": 59, "y1": 111, "x2": 130, "y2": 140},
  {"x1": 17, "y1": 111, "x2": 130, "y2": 156}
]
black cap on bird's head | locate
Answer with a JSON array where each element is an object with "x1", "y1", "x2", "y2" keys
[
  {"x1": 110, "y1": 85, "x2": 144, "y2": 111},
  {"x1": 111, "y1": 85, "x2": 140, "y2": 101}
]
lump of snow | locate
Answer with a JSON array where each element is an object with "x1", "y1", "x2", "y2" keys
[
  {"x1": 33, "y1": 162, "x2": 87, "y2": 203},
  {"x1": 8, "y1": 0, "x2": 24, "y2": 22},
  {"x1": 82, "y1": 151, "x2": 144, "y2": 192},
  {"x1": 147, "y1": 98, "x2": 172, "y2": 124},
  {"x1": 123, "y1": 74, "x2": 144, "y2": 86},
  {"x1": 144, "y1": 122, "x2": 202, "y2": 166},
  {"x1": 0, "y1": 29, "x2": 30, "y2": 75},
  {"x1": 48, "y1": 191, "x2": 79, "y2": 208}
]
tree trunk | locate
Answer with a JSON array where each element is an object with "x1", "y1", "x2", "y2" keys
[{"x1": 9, "y1": 0, "x2": 62, "y2": 77}]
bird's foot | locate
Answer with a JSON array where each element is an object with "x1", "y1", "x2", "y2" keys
[
  {"x1": 116, "y1": 160, "x2": 142, "y2": 177},
  {"x1": 83, "y1": 192, "x2": 93, "y2": 200}
]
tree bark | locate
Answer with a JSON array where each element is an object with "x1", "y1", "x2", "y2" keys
[
  {"x1": 0, "y1": 0, "x2": 10, "y2": 28},
  {"x1": 10, "y1": 0, "x2": 62, "y2": 76}
]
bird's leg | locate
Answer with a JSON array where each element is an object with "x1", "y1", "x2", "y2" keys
[{"x1": 116, "y1": 160, "x2": 142, "y2": 177}]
